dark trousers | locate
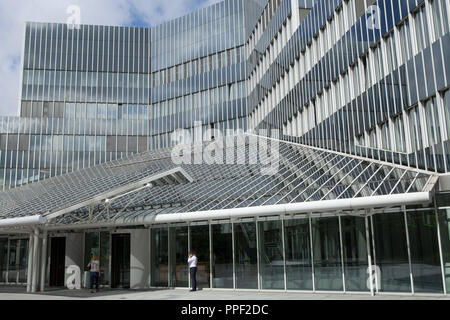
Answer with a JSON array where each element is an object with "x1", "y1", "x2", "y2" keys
[
  {"x1": 90, "y1": 272, "x2": 99, "y2": 290},
  {"x1": 190, "y1": 267, "x2": 197, "y2": 291}
]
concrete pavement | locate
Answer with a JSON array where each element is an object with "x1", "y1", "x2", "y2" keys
[{"x1": 0, "y1": 286, "x2": 448, "y2": 300}]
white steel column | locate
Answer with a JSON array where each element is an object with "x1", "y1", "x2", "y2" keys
[
  {"x1": 232, "y1": 222, "x2": 236, "y2": 290},
  {"x1": 403, "y1": 210, "x2": 414, "y2": 294},
  {"x1": 108, "y1": 233, "x2": 112, "y2": 288},
  {"x1": 26, "y1": 232, "x2": 34, "y2": 293},
  {"x1": 167, "y1": 226, "x2": 172, "y2": 287},
  {"x1": 187, "y1": 225, "x2": 191, "y2": 289},
  {"x1": 209, "y1": 223, "x2": 213, "y2": 289},
  {"x1": 338, "y1": 216, "x2": 346, "y2": 292},
  {"x1": 256, "y1": 220, "x2": 261, "y2": 291},
  {"x1": 281, "y1": 219, "x2": 287, "y2": 291},
  {"x1": 309, "y1": 214, "x2": 315, "y2": 292},
  {"x1": 31, "y1": 228, "x2": 40, "y2": 293},
  {"x1": 370, "y1": 216, "x2": 379, "y2": 293},
  {"x1": 5, "y1": 239, "x2": 10, "y2": 284},
  {"x1": 40, "y1": 230, "x2": 48, "y2": 292},
  {"x1": 148, "y1": 228, "x2": 152, "y2": 288},
  {"x1": 365, "y1": 215, "x2": 374, "y2": 296}
]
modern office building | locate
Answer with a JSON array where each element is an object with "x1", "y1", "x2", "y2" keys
[{"x1": 0, "y1": 0, "x2": 449, "y2": 296}]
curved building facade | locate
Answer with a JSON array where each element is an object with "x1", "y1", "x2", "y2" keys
[{"x1": 0, "y1": 0, "x2": 449, "y2": 296}]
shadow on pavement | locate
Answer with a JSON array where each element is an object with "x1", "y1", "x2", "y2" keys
[{"x1": 0, "y1": 285, "x2": 169, "y2": 299}]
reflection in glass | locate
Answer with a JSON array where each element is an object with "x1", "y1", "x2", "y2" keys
[
  {"x1": 84, "y1": 232, "x2": 99, "y2": 269},
  {"x1": 169, "y1": 227, "x2": 188, "y2": 287},
  {"x1": 431, "y1": 0, "x2": 449, "y2": 38},
  {"x1": 234, "y1": 222, "x2": 258, "y2": 289},
  {"x1": 190, "y1": 225, "x2": 210, "y2": 289},
  {"x1": 258, "y1": 221, "x2": 284, "y2": 290},
  {"x1": 414, "y1": 6, "x2": 430, "y2": 52},
  {"x1": 372, "y1": 212, "x2": 411, "y2": 292},
  {"x1": 151, "y1": 228, "x2": 168, "y2": 287},
  {"x1": 341, "y1": 216, "x2": 368, "y2": 291},
  {"x1": 18, "y1": 239, "x2": 29, "y2": 283},
  {"x1": 8, "y1": 240, "x2": 18, "y2": 283},
  {"x1": 284, "y1": 218, "x2": 313, "y2": 290},
  {"x1": 312, "y1": 217, "x2": 343, "y2": 291},
  {"x1": 443, "y1": 90, "x2": 450, "y2": 140},
  {"x1": 425, "y1": 97, "x2": 441, "y2": 147},
  {"x1": 99, "y1": 232, "x2": 110, "y2": 286},
  {"x1": 0, "y1": 239, "x2": 7, "y2": 283},
  {"x1": 211, "y1": 224, "x2": 233, "y2": 288},
  {"x1": 84, "y1": 232, "x2": 110, "y2": 286},
  {"x1": 408, "y1": 211, "x2": 443, "y2": 293}
]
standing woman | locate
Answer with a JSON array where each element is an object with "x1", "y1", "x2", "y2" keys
[
  {"x1": 187, "y1": 251, "x2": 197, "y2": 292},
  {"x1": 87, "y1": 254, "x2": 101, "y2": 293}
]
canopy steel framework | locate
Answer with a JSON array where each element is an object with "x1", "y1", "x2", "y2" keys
[{"x1": 0, "y1": 134, "x2": 438, "y2": 231}]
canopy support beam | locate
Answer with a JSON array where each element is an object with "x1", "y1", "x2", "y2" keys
[{"x1": 44, "y1": 192, "x2": 431, "y2": 231}]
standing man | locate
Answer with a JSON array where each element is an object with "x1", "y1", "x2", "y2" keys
[
  {"x1": 188, "y1": 251, "x2": 198, "y2": 292},
  {"x1": 87, "y1": 254, "x2": 100, "y2": 293}
]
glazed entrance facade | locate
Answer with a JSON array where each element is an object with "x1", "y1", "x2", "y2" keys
[
  {"x1": 0, "y1": 238, "x2": 29, "y2": 285},
  {"x1": 149, "y1": 205, "x2": 450, "y2": 294},
  {"x1": 0, "y1": 204, "x2": 448, "y2": 295}
]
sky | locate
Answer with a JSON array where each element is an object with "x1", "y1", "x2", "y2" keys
[{"x1": 0, "y1": 0, "x2": 221, "y2": 117}]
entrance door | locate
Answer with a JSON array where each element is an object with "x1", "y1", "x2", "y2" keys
[
  {"x1": 7, "y1": 239, "x2": 18, "y2": 283},
  {"x1": 49, "y1": 237, "x2": 66, "y2": 287},
  {"x1": 0, "y1": 239, "x2": 7, "y2": 283},
  {"x1": 111, "y1": 234, "x2": 130, "y2": 288},
  {"x1": 18, "y1": 239, "x2": 29, "y2": 283}
]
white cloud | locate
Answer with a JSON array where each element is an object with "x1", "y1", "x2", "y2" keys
[{"x1": 0, "y1": 0, "x2": 221, "y2": 116}]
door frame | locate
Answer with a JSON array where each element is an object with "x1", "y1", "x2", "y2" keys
[
  {"x1": 49, "y1": 236, "x2": 66, "y2": 287},
  {"x1": 111, "y1": 233, "x2": 130, "y2": 289}
]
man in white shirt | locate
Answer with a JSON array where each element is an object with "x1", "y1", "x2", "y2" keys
[
  {"x1": 187, "y1": 251, "x2": 198, "y2": 292},
  {"x1": 87, "y1": 254, "x2": 100, "y2": 293}
]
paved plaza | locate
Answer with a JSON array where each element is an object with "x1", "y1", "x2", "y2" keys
[{"x1": 0, "y1": 286, "x2": 447, "y2": 300}]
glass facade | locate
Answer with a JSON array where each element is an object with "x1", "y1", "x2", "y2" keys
[
  {"x1": 0, "y1": 239, "x2": 6, "y2": 283},
  {"x1": 438, "y1": 208, "x2": 450, "y2": 291},
  {"x1": 249, "y1": 0, "x2": 450, "y2": 174},
  {"x1": 190, "y1": 225, "x2": 210, "y2": 289},
  {"x1": 284, "y1": 218, "x2": 313, "y2": 290},
  {"x1": 0, "y1": 0, "x2": 247, "y2": 191},
  {"x1": 147, "y1": 206, "x2": 448, "y2": 294},
  {"x1": 341, "y1": 216, "x2": 368, "y2": 292},
  {"x1": 18, "y1": 239, "x2": 29, "y2": 284},
  {"x1": 211, "y1": 224, "x2": 233, "y2": 288},
  {"x1": 234, "y1": 222, "x2": 258, "y2": 289},
  {"x1": 1, "y1": 206, "x2": 444, "y2": 294},
  {"x1": 0, "y1": 238, "x2": 29, "y2": 285},
  {"x1": 312, "y1": 217, "x2": 343, "y2": 291},
  {"x1": 0, "y1": 0, "x2": 450, "y2": 296},
  {"x1": 84, "y1": 232, "x2": 110, "y2": 286},
  {"x1": 8, "y1": 239, "x2": 19, "y2": 283},
  {"x1": 408, "y1": 211, "x2": 443, "y2": 293}
]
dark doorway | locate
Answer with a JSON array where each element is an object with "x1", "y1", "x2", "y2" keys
[
  {"x1": 49, "y1": 237, "x2": 66, "y2": 287},
  {"x1": 111, "y1": 234, "x2": 130, "y2": 288}
]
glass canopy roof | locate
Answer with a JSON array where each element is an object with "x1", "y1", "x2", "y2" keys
[{"x1": 0, "y1": 134, "x2": 438, "y2": 228}]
